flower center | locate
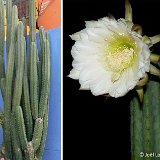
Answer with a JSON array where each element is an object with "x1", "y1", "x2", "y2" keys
[
  {"x1": 107, "y1": 45, "x2": 135, "y2": 72},
  {"x1": 105, "y1": 33, "x2": 138, "y2": 73}
]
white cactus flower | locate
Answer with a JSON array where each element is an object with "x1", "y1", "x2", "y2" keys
[
  {"x1": 68, "y1": 0, "x2": 160, "y2": 99},
  {"x1": 68, "y1": 17, "x2": 150, "y2": 97}
]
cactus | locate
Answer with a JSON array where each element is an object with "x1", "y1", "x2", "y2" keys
[
  {"x1": 32, "y1": 118, "x2": 44, "y2": 151},
  {"x1": 0, "y1": 0, "x2": 51, "y2": 159},
  {"x1": 0, "y1": 0, "x2": 5, "y2": 83},
  {"x1": 11, "y1": 113, "x2": 23, "y2": 160},
  {"x1": 4, "y1": 5, "x2": 18, "y2": 159},
  {"x1": 130, "y1": 97, "x2": 144, "y2": 160},
  {"x1": 131, "y1": 81, "x2": 160, "y2": 160},
  {"x1": 38, "y1": 38, "x2": 50, "y2": 118},
  {"x1": 30, "y1": 42, "x2": 39, "y2": 120},
  {"x1": 12, "y1": 22, "x2": 25, "y2": 112},
  {"x1": 22, "y1": 39, "x2": 33, "y2": 141},
  {"x1": 36, "y1": 106, "x2": 49, "y2": 160},
  {"x1": 15, "y1": 106, "x2": 28, "y2": 150},
  {"x1": 6, "y1": 0, "x2": 12, "y2": 54}
]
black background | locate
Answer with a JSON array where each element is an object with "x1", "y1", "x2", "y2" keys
[{"x1": 63, "y1": 0, "x2": 160, "y2": 159}]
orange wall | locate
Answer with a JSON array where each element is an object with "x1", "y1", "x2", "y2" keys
[{"x1": 37, "y1": 0, "x2": 61, "y2": 30}]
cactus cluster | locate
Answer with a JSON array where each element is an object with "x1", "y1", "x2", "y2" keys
[{"x1": 0, "y1": 0, "x2": 51, "y2": 159}]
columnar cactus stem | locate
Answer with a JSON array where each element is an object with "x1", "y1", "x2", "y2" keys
[
  {"x1": 10, "y1": 114, "x2": 23, "y2": 160},
  {"x1": 30, "y1": 42, "x2": 39, "y2": 120},
  {"x1": 151, "y1": 81, "x2": 160, "y2": 154},
  {"x1": 22, "y1": 39, "x2": 33, "y2": 141},
  {"x1": 39, "y1": 39, "x2": 50, "y2": 118},
  {"x1": 24, "y1": 142, "x2": 34, "y2": 160},
  {"x1": 0, "y1": 0, "x2": 5, "y2": 83},
  {"x1": 29, "y1": 0, "x2": 36, "y2": 43},
  {"x1": 6, "y1": 0, "x2": 12, "y2": 54},
  {"x1": 32, "y1": 118, "x2": 44, "y2": 151},
  {"x1": 131, "y1": 81, "x2": 160, "y2": 160},
  {"x1": 12, "y1": 22, "x2": 25, "y2": 112},
  {"x1": 15, "y1": 106, "x2": 28, "y2": 150},
  {"x1": 36, "y1": 107, "x2": 49, "y2": 160},
  {"x1": 4, "y1": 5, "x2": 18, "y2": 159},
  {"x1": 143, "y1": 84, "x2": 153, "y2": 156},
  {"x1": 130, "y1": 97, "x2": 144, "y2": 160},
  {"x1": 0, "y1": 78, "x2": 5, "y2": 100}
]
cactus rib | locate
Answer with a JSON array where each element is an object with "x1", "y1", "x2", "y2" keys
[
  {"x1": 0, "y1": 0, "x2": 5, "y2": 82},
  {"x1": 30, "y1": 42, "x2": 38, "y2": 120},
  {"x1": 22, "y1": 39, "x2": 33, "y2": 141}
]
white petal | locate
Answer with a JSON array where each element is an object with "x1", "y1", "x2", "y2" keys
[
  {"x1": 68, "y1": 69, "x2": 80, "y2": 80},
  {"x1": 70, "y1": 32, "x2": 81, "y2": 40}
]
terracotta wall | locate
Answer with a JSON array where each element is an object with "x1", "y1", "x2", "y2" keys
[{"x1": 37, "y1": 0, "x2": 61, "y2": 30}]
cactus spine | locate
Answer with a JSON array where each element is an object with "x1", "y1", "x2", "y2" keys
[{"x1": 0, "y1": 0, "x2": 51, "y2": 159}]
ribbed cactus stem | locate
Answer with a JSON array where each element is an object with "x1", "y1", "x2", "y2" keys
[
  {"x1": 39, "y1": 27, "x2": 45, "y2": 63},
  {"x1": 29, "y1": 0, "x2": 36, "y2": 42},
  {"x1": 36, "y1": 107, "x2": 49, "y2": 159},
  {"x1": 151, "y1": 81, "x2": 160, "y2": 154},
  {"x1": 24, "y1": 141, "x2": 34, "y2": 160},
  {"x1": 130, "y1": 97, "x2": 144, "y2": 160},
  {"x1": 30, "y1": 42, "x2": 38, "y2": 120},
  {"x1": 10, "y1": 114, "x2": 23, "y2": 160},
  {"x1": 0, "y1": 0, "x2": 5, "y2": 82},
  {"x1": 22, "y1": 17, "x2": 27, "y2": 36},
  {"x1": 4, "y1": 5, "x2": 18, "y2": 159},
  {"x1": 22, "y1": 38, "x2": 33, "y2": 141},
  {"x1": 39, "y1": 39, "x2": 50, "y2": 118},
  {"x1": 15, "y1": 106, "x2": 28, "y2": 150},
  {"x1": 143, "y1": 83, "x2": 153, "y2": 157},
  {"x1": 32, "y1": 118, "x2": 44, "y2": 151},
  {"x1": 46, "y1": 32, "x2": 51, "y2": 89},
  {"x1": 6, "y1": 0, "x2": 12, "y2": 54},
  {"x1": 12, "y1": 22, "x2": 25, "y2": 112},
  {"x1": 0, "y1": 78, "x2": 5, "y2": 100}
]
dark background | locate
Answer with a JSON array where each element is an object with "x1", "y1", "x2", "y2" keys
[{"x1": 63, "y1": 0, "x2": 160, "y2": 159}]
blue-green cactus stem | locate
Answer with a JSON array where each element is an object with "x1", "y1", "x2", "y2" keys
[
  {"x1": 0, "y1": 78, "x2": 5, "y2": 100},
  {"x1": 24, "y1": 142, "x2": 34, "y2": 160},
  {"x1": 15, "y1": 106, "x2": 28, "y2": 150},
  {"x1": 29, "y1": 0, "x2": 36, "y2": 43},
  {"x1": 6, "y1": 0, "x2": 12, "y2": 54},
  {"x1": 0, "y1": 0, "x2": 5, "y2": 82},
  {"x1": 130, "y1": 96, "x2": 144, "y2": 160},
  {"x1": 143, "y1": 83, "x2": 153, "y2": 158},
  {"x1": 12, "y1": 22, "x2": 25, "y2": 112},
  {"x1": 145, "y1": 81, "x2": 160, "y2": 158},
  {"x1": 4, "y1": 5, "x2": 18, "y2": 159},
  {"x1": 10, "y1": 114, "x2": 23, "y2": 160},
  {"x1": 36, "y1": 107, "x2": 49, "y2": 159},
  {"x1": 22, "y1": 38, "x2": 33, "y2": 141},
  {"x1": 30, "y1": 42, "x2": 38, "y2": 120},
  {"x1": 38, "y1": 39, "x2": 50, "y2": 118},
  {"x1": 32, "y1": 118, "x2": 44, "y2": 151}
]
